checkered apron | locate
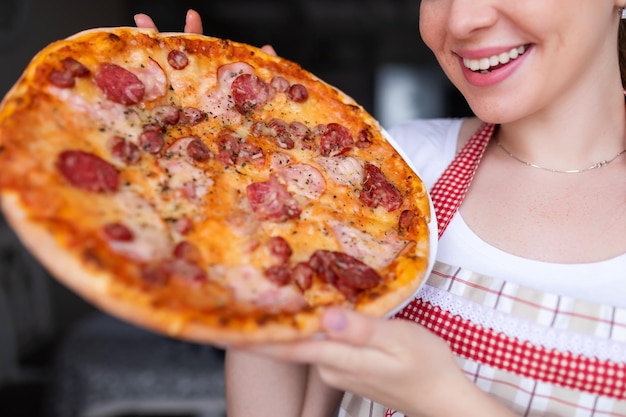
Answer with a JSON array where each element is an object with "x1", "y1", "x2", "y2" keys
[{"x1": 339, "y1": 123, "x2": 626, "y2": 417}]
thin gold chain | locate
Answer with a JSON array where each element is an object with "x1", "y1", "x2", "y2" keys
[{"x1": 494, "y1": 139, "x2": 626, "y2": 174}]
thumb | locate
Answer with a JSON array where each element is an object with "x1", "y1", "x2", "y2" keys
[{"x1": 321, "y1": 307, "x2": 391, "y2": 349}]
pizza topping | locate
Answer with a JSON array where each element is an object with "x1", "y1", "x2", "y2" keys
[
  {"x1": 309, "y1": 250, "x2": 381, "y2": 299},
  {"x1": 316, "y1": 155, "x2": 364, "y2": 187},
  {"x1": 153, "y1": 258, "x2": 207, "y2": 285},
  {"x1": 94, "y1": 63, "x2": 145, "y2": 105},
  {"x1": 131, "y1": 58, "x2": 167, "y2": 101},
  {"x1": 356, "y1": 129, "x2": 374, "y2": 149},
  {"x1": 47, "y1": 58, "x2": 90, "y2": 88},
  {"x1": 360, "y1": 163, "x2": 403, "y2": 212},
  {"x1": 167, "y1": 50, "x2": 189, "y2": 70},
  {"x1": 287, "y1": 84, "x2": 308, "y2": 103},
  {"x1": 172, "y1": 216, "x2": 193, "y2": 235},
  {"x1": 231, "y1": 74, "x2": 271, "y2": 114},
  {"x1": 173, "y1": 240, "x2": 201, "y2": 262},
  {"x1": 139, "y1": 129, "x2": 165, "y2": 154},
  {"x1": 292, "y1": 262, "x2": 314, "y2": 291},
  {"x1": 217, "y1": 131, "x2": 265, "y2": 167},
  {"x1": 247, "y1": 175, "x2": 301, "y2": 222},
  {"x1": 264, "y1": 265, "x2": 292, "y2": 286},
  {"x1": 102, "y1": 222, "x2": 134, "y2": 241},
  {"x1": 159, "y1": 137, "x2": 214, "y2": 199},
  {"x1": 180, "y1": 106, "x2": 206, "y2": 126},
  {"x1": 329, "y1": 220, "x2": 407, "y2": 269},
  {"x1": 267, "y1": 236, "x2": 292, "y2": 263},
  {"x1": 319, "y1": 123, "x2": 354, "y2": 157},
  {"x1": 186, "y1": 137, "x2": 212, "y2": 162},
  {"x1": 56, "y1": 150, "x2": 119, "y2": 192},
  {"x1": 270, "y1": 75, "x2": 290, "y2": 93},
  {"x1": 62, "y1": 57, "x2": 90, "y2": 77},
  {"x1": 154, "y1": 105, "x2": 180, "y2": 125},
  {"x1": 110, "y1": 136, "x2": 141, "y2": 165},
  {"x1": 275, "y1": 163, "x2": 326, "y2": 200},
  {"x1": 48, "y1": 70, "x2": 76, "y2": 88}
]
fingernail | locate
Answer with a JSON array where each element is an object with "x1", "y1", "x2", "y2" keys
[{"x1": 323, "y1": 309, "x2": 347, "y2": 331}]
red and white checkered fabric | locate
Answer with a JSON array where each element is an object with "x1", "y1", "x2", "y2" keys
[
  {"x1": 430, "y1": 122, "x2": 495, "y2": 238},
  {"x1": 356, "y1": 122, "x2": 626, "y2": 417}
]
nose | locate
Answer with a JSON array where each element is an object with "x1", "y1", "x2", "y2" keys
[{"x1": 446, "y1": 0, "x2": 498, "y2": 39}]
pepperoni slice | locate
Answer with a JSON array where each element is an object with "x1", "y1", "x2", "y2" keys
[
  {"x1": 139, "y1": 130, "x2": 164, "y2": 154},
  {"x1": 153, "y1": 105, "x2": 180, "y2": 125},
  {"x1": 308, "y1": 250, "x2": 381, "y2": 298},
  {"x1": 319, "y1": 123, "x2": 354, "y2": 157},
  {"x1": 102, "y1": 223, "x2": 134, "y2": 241},
  {"x1": 167, "y1": 50, "x2": 189, "y2": 70},
  {"x1": 267, "y1": 236, "x2": 292, "y2": 263},
  {"x1": 56, "y1": 150, "x2": 119, "y2": 192},
  {"x1": 47, "y1": 70, "x2": 75, "y2": 88},
  {"x1": 186, "y1": 138, "x2": 212, "y2": 162},
  {"x1": 110, "y1": 136, "x2": 141, "y2": 165},
  {"x1": 94, "y1": 63, "x2": 145, "y2": 105},
  {"x1": 359, "y1": 163, "x2": 403, "y2": 212},
  {"x1": 231, "y1": 74, "x2": 270, "y2": 114},
  {"x1": 181, "y1": 107, "x2": 206, "y2": 125},
  {"x1": 246, "y1": 175, "x2": 301, "y2": 222},
  {"x1": 62, "y1": 57, "x2": 90, "y2": 77},
  {"x1": 287, "y1": 84, "x2": 308, "y2": 103}
]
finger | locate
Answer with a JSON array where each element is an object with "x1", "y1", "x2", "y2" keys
[
  {"x1": 261, "y1": 45, "x2": 277, "y2": 56},
  {"x1": 320, "y1": 307, "x2": 392, "y2": 349},
  {"x1": 134, "y1": 13, "x2": 158, "y2": 30},
  {"x1": 184, "y1": 9, "x2": 204, "y2": 34}
]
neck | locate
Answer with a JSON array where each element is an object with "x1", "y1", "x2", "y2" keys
[{"x1": 496, "y1": 84, "x2": 626, "y2": 172}]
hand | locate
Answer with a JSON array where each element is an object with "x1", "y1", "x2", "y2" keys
[
  {"x1": 134, "y1": 9, "x2": 203, "y2": 34},
  {"x1": 242, "y1": 308, "x2": 514, "y2": 417}
]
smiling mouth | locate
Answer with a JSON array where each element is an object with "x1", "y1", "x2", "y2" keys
[{"x1": 462, "y1": 45, "x2": 528, "y2": 73}]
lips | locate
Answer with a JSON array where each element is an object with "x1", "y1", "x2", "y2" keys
[{"x1": 462, "y1": 45, "x2": 529, "y2": 73}]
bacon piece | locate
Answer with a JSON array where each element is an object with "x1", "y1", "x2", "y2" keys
[
  {"x1": 275, "y1": 163, "x2": 326, "y2": 200},
  {"x1": 231, "y1": 73, "x2": 270, "y2": 114},
  {"x1": 56, "y1": 150, "x2": 119, "y2": 192},
  {"x1": 167, "y1": 50, "x2": 189, "y2": 70},
  {"x1": 94, "y1": 63, "x2": 145, "y2": 105},
  {"x1": 246, "y1": 175, "x2": 301, "y2": 222},
  {"x1": 287, "y1": 84, "x2": 308, "y2": 103},
  {"x1": 308, "y1": 250, "x2": 381, "y2": 299},
  {"x1": 131, "y1": 58, "x2": 167, "y2": 101},
  {"x1": 359, "y1": 163, "x2": 403, "y2": 212},
  {"x1": 110, "y1": 136, "x2": 141, "y2": 165},
  {"x1": 319, "y1": 123, "x2": 354, "y2": 157}
]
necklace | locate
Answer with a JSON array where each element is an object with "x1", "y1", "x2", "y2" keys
[{"x1": 494, "y1": 138, "x2": 626, "y2": 173}]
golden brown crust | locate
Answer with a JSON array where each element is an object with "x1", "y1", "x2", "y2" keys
[{"x1": 0, "y1": 27, "x2": 432, "y2": 345}]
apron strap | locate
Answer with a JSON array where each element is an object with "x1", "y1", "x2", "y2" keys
[{"x1": 430, "y1": 122, "x2": 496, "y2": 238}]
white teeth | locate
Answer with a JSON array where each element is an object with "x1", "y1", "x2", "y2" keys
[{"x1": 463, "y1": 45, "x2": 527, "y2": 72}]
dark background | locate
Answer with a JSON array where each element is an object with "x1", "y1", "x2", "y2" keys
[{"x1": 0, "y1": 1, "x2": 471, "y2": 416}]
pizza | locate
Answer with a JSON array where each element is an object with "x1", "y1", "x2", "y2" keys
[{"x1": 0, "y1": 27, "x2": 432, "y2": 345}]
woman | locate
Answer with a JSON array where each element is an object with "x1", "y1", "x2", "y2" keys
[{"x1": 137, "y1": 2, "x2": 626, "y2": 415}]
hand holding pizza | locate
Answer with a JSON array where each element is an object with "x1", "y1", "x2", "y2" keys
[{"x1": 242, "y1": 308, "x2": 515, "y2": 417}]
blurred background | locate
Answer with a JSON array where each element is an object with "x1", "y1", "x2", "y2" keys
[{"x1": 0, "y1": 1, "x2": 470, "y2": 416}]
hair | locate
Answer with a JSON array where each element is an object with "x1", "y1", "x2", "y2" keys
[{"x1": 617, "y1": 19, "x2": 626, "y2": 89}]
